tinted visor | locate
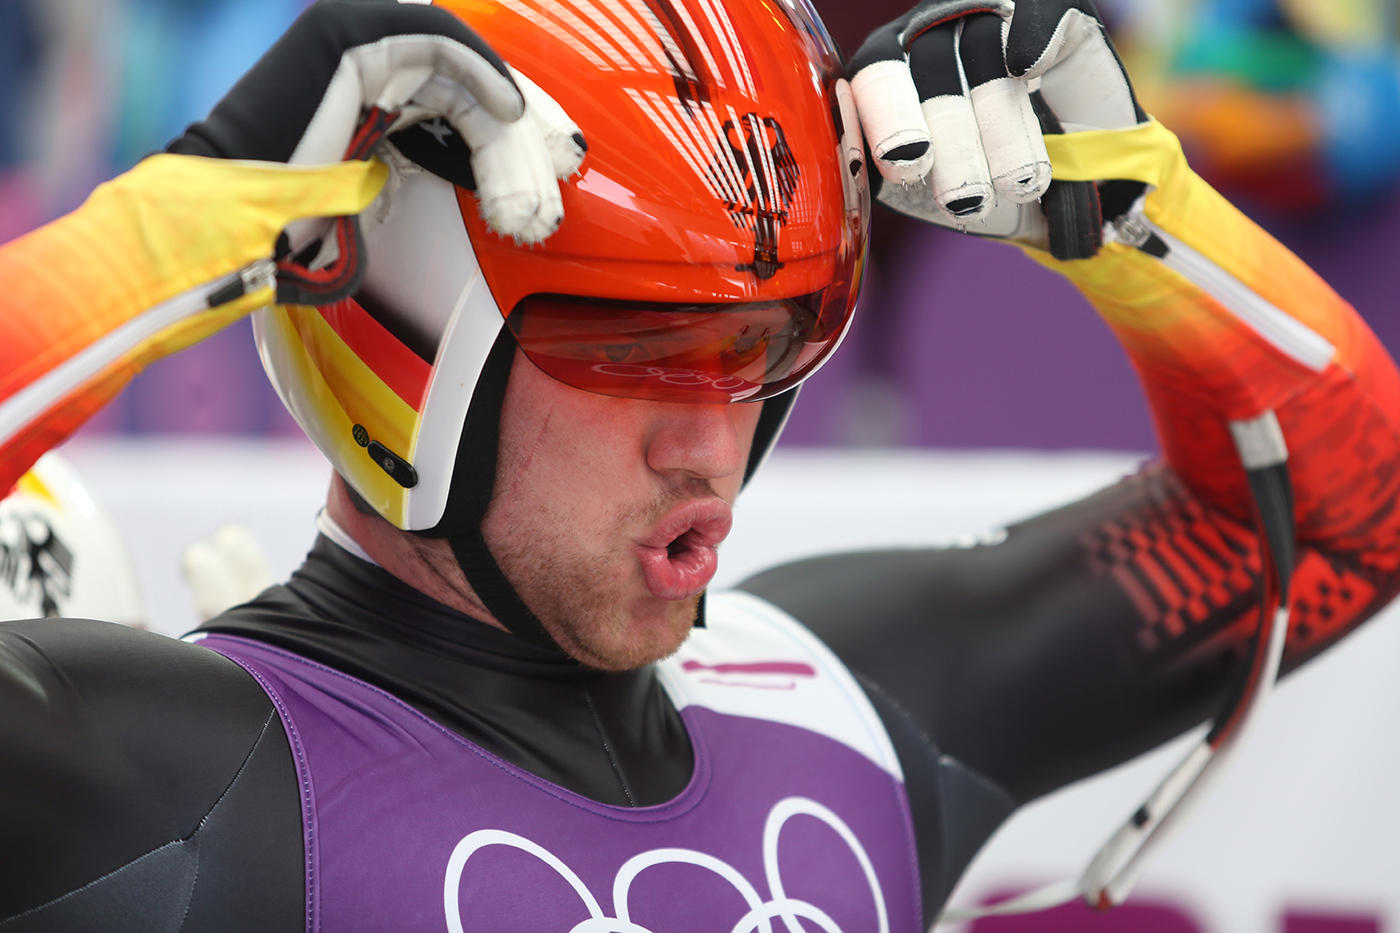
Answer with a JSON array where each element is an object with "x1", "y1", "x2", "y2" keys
[{"x1": 507, "y1": 284, "x2": 853, "y2": 402}]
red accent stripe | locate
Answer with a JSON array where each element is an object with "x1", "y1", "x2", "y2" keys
[
  {"x1": 681, "y1": 660, "x2": 816, "y2": 677},
  {"x1": 317, "y1": 298, "x2": 431, "y2": 410},
  {"x1": 347, "y1": 107, "x2": 392, "y2": 160}
]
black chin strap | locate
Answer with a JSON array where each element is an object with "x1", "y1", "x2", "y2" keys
[
  {"x1": 447, "y1": 527, "x2": 563, "y2": 652},
  {"x1": 419, "y1": 328, "x2": 566, "y2": 653}
]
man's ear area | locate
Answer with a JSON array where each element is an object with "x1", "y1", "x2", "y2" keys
[
  {"x1": 329, "y1": 471, "x2": 379, "y2": 517},
  {"x1": 325, "y1": 473, "x2": 406, "y2": 559}
]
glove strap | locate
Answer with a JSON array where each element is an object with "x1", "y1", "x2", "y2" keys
[{"x1": 275, "y1": 106, "x2": 399, "y2": 306}]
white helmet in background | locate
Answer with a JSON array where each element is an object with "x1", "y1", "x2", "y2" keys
[{"x1": 0, "y1": 452, "x2": 145, "y2": 627}]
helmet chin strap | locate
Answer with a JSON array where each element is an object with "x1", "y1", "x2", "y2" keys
[
  {"x1": 409, "y1": 328, "x2": 566, "y2": 653},
  {"x1": 447, "y1": 528, "x2": 564, "y2": 653}
]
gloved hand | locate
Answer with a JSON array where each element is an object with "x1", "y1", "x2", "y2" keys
[
  {"x1": 0, "y1": 1, "x2": 589, "y2": 496},
  {"x1": 182, "y1": 525, "x2": 276, "y2": 623},
  {"x1": 169, "y1": 0, "x2": 586, "y2": 302},
  {"x1": 848, "y1": 0, "x2": 1147, "y2": 258}
]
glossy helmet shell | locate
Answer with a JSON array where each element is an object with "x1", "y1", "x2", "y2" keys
[{"x1": 252, "y1": 0, "x2": 869, "y2": 534}]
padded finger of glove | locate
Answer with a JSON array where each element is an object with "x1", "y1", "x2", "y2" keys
[
  {"x1": 460, "y1": 107, "x2": 565, "y2": 244},
  {"x1": 850, "y1": 19, "x2": 933, "y2": 184},
  {"x1": 848, "y1": 1, "x2": 1017, "y2": 186},
  {"x1": 508, "y1": 68, "x2": 587, "y2": 179},
  {"x1": 960, "y1": 13, "x2": 1049, "y2": 203},
  {"x1": 383, "y1": 77, "x2": 581, "y2": 242},
  {"x1": 908, "y1": 21, "x2": 991, "y2": 219}
]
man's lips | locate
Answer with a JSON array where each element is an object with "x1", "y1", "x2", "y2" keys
[{"x1": 635, "y1": 499, "x2": 734, "y2": 600}]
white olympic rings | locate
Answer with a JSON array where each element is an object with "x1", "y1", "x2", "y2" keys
[{"x1": 442, "y1": 795, "x2": 889, "y2": 933}]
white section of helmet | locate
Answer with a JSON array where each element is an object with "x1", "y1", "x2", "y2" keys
[
  {"x1": 252, "y1": 166, "x2": 505, "y2": 533},
  {"x1": 364, "y1": 169, "x2": 504, "y2": 530},
  {"x1": 0, "y1": 452, "x2": 145, "y2": 627}
]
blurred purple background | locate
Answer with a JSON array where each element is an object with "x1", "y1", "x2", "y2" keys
[{"x1": 5, "y1": 0, "x2": 1398, "y2": 453}]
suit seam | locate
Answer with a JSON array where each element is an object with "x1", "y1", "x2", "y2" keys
[
  {"x1": 0, "y1": 711, "x2": 278, "y2": 928},
  {"x1": 584, "y1": 686, "x2": 638, "y2": 807}
]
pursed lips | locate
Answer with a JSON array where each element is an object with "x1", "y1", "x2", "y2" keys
[{"x1": 634, "y1": 498, "x2": 734, "y2": 600}]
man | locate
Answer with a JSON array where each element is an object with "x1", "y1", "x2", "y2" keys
[{"x1": 2, "y1": 0, "x2": 1398, "y2": 930}]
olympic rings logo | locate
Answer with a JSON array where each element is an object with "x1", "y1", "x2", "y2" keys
[
  {"x1": 443, "y1": 796, "x2": 889, "y2": 933},
  {"x1": 590, "y1": 363, "x2": 754, "y2": 392}
]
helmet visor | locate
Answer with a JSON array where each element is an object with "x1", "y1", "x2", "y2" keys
[{"x1": 507, "y1": 284, "x2": 854, "y2": 403}]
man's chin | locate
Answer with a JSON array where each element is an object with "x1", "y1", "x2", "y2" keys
[{"x1": 550, "y1": 595, "x2": 701, "y2": 672}]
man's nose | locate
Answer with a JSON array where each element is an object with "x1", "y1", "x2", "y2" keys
[{"x1": 645, "y1": 402, "x2": 750, "y2": 481}]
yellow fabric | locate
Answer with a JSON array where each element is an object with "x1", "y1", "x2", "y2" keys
[
  {"x1": 1020, "y1": 116, "x2": 1400, "y2": 529},
  {"x1": 0, "y1": 155, "x2": 388, "y2": 492},
  {"x1": 1035, "y1": 120, "x2": 1360, "y2": 383},
  {"x1": 1042, "y1": 120, "x2": 1185, "y2": 189},
  {"x1": 14, "y1": 470, "x2": 56, "y2": 507}
]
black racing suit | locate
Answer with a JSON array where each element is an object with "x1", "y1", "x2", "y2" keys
[
  {"x1": 4, "y1": 444, "x2": 1396, "y2": 930},
  {"x1": 5, "y1": 61, "x2": 1400, "y2": 926}
]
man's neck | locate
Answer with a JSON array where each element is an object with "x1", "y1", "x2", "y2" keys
[
  {"x1": 316, "y1": 509, "x2": 376, "y2": 564},
  {"x1": 323, "y1": 475, "x2": 504, "y2": 631}
]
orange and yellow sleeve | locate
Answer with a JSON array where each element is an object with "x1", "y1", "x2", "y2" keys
[
  {"x1": 0, "y1": 154, "x2": 386, "y2": 495},
  {"x1": 1027, "y1": 121, "x2": 1400, "y2": 662}
]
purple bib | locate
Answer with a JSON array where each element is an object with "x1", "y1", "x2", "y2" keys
[{"x1": 198, "y1": 591, "x2": 921, "y2": 932}]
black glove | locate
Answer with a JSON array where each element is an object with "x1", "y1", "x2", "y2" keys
[
  {"x1": 169, "y1": 0, "x2": 584, "y2": 301},
  {"x1": 848, "y1": 0, "x2": 1146, "y2": 259}
]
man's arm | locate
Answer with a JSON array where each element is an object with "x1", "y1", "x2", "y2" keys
[
  {"x1": 741, "y1": 0, "x2": 1400, "y2": 828},
  {"x1": 0, "y1": 0, "x2": 577, "y2": 497},
  {"x1": 0, "y1": 620, "x2": 302, "y2": 928},
  {"x1": 0, "y1": 156, "x2": 383, "y2": 497},
  {"x1": 740, "y1": 128, "x2": 1400, "y2": 920}
]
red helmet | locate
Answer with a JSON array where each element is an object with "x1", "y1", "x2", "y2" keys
[
  {"x1": 253, "y1": 0, "x2": 868, "y2": 643},
  {"x1": 255, "y1": 0, "x2": 869, "y2": 534}
]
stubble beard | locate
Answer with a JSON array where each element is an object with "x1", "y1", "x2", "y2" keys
[{"x1": 484, "y1": 497, "x2": 704, "y2": 671}]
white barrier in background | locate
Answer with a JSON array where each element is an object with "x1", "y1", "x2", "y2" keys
[{"x1": 57, "y1": 438, "x2": 1400, "y2": 932}]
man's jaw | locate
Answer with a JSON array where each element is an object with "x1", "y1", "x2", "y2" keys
[{"x1": 635, "y1": 498, "x2": 734, "y2": 601}]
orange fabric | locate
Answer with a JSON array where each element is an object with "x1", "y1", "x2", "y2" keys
[
  {"x1": 0, "y1": 155, "x2": 386, "y2": 494},
  {"x1": 441, "y1": 0, "x2": 864, "y2": 310},
  {"x1": 1032, "y1": 135, "x2": 1400, "y2": 669}
]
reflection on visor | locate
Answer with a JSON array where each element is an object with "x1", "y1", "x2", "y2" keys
[{"x1": 507, "y1": 290, "x2": 852, "y2": 402}]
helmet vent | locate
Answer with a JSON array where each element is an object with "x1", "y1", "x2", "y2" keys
[{"x1": 353, "y1": 423, "x2": 419, "y2": 489}]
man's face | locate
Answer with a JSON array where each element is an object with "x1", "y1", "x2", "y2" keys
[{"x1": 482, "y1": 350, "x2": 763, "y2": 671}]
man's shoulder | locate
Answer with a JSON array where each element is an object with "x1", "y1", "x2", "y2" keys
[
  {"x1": 0, "y1": 618, "x2": 290, "y2": 921},
  {"x1": 690, "y1": 589, "x2": 860, "y2": 684},
  {"x1": 0, "y1": 615, "x2": 271, "y2": 719},
  {"x1": 0, "y1": 617, "x2": 277, "y2": 809}
]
